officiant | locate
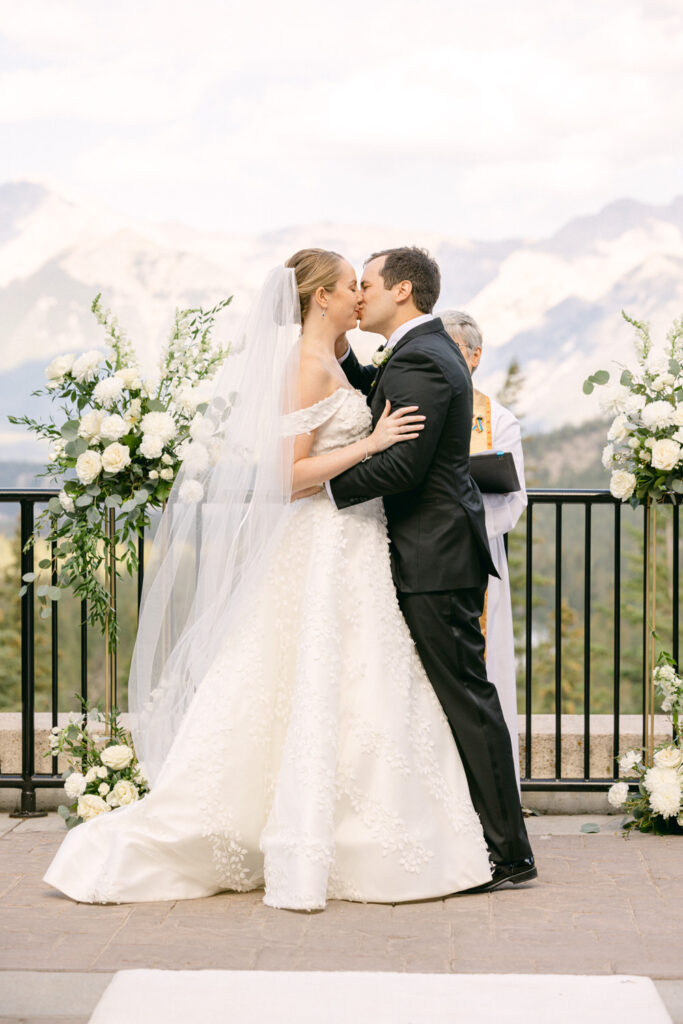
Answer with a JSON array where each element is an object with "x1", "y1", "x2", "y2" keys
[{"x1": 440, "y1": 310, "x2": 527, "y2": 788}]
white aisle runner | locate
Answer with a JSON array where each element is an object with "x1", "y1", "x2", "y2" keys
[{"x1": 88, "y1": 970, "x2": 672, "y2": 1023}]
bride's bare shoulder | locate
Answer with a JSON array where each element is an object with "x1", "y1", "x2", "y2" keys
[{"x1": 297, "y1": 351, "x2": 337, "y2": 410}]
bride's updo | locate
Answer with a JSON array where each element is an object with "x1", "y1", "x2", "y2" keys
[{"x1": 285, "y1": 248, "x2": 343, "y2": 321}]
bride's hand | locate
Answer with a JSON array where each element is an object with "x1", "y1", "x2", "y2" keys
[{"x1": 368, "y1": 401, "x2": 425, "y2": 455}]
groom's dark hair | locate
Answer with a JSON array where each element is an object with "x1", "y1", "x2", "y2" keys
[{"x1": 366, "y1": 246, "x2": 441, "y2": 314}]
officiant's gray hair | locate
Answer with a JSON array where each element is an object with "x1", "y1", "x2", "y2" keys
[{"x1": 439, "y1": 310, "x2": 483, "y2": 355}]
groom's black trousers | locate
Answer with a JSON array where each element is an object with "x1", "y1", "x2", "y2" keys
[{"x1": 398, "y1": 585, "x2": 532, "y2": 867}]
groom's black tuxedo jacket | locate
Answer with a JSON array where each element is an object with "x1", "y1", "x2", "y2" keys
[{"x1": 330, "y1": 318, "x2": 498, "y2": 593}]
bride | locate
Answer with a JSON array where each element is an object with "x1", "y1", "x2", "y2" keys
[{"x1": 43, "y1": 249, "x2": 492, "y2": 910}]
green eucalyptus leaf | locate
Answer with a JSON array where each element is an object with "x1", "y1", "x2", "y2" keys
[
  {"x1": 582, "y1": 380, "x2": 594, "y2": 395},
  {"x1": 75, "y1": 494, "x2": 93, "y2": 508},
  {"x1": 39, "y1": 606, "x2": 51, "y2": 619},
  {"x1": 672, "y1": 479, "x2": 683, "y2": 493},
  {"x1": 18, "y1": 585, "x2": 27, "y2": 597},
  {"x1": 85, "y1": 484, "x2": 101, "y2": 496},
  {"x1": 60, "y1": 420, "x2": 81, "y2": 441},
  {"x1": 146, "y1": 399, "x2": 165, "y2": 412},
  {"x1": 36, "y1": 584, "x2": 50, "y2": 597},
  {"x1": 48, "y1": 586, "x2": 61, "y2": 601},
  {"x1": 620, "y1": 369, "x2": 633, "y2": 387},
  {"x1": 48, "y1": 497, "x2": 63, "y2": 515},
  {"x1": 65, "y1": 438, "x2": 88, "y2": 458},
  {"x1": 21, "y1": 572, "x2": 37, "y2": 582},
  {"x1": 669, "y1": 359, "x2": 680, "y2": 376},
  {"x1": 580, "y1": 822, "x2": 600, "y2": 833},
  {"x1": 86, "y1": 506, "x2": 99, "y2": 526},
  {"x1": 105, "y1": 493, "x2": 123, "y2": 507},
  {"x1": 57, "y1": 804, "x2": 71, "y2": 820},
  {"x1": 38, "y1": 558, "x2": 52, "y2": 569},
  {"x1": 592, "y1": 370, "x2": 610, "y2": 385}
]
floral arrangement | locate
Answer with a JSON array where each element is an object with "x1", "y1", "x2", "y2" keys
[
  {"x1": 607, "y1": 658, "x2": 682, "y2": 833},
  {"x1": 584, "y1": 312, "x2": 683, "y2": 505},
  {"x1": 49, "y1": 701, "x2": 149, "y2": 828},
  {"x1": 10, "y1": 294, "x2": 231, "y2": 646}
]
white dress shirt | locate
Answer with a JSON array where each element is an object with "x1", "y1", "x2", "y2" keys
[{"x1": 327, "y1": 315, "x2": 436, "y2": 505}]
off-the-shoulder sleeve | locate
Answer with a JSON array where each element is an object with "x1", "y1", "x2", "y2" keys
[{"x1": 281, "y1": 387, "x2": 349, "y2": 437}]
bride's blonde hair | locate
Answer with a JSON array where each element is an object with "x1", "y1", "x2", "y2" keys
[{"x1": 285, "y1": 248, "x2": 342, "y2": 320}]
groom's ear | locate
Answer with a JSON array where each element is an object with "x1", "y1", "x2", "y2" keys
[{"x1": 393, "y1": 279, "x2": 414, "y2": 304}]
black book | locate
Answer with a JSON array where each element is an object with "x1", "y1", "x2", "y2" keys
[{"x1": 470, "y1": 450, "x2": 521, "y2": 494}]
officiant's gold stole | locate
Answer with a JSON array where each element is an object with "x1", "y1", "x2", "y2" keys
[{"x1": 470, "y1": 390, "x2": 492, "y2": 645}]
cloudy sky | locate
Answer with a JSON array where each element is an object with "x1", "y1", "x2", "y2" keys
[{"x1": 0, "y1": 0, "x2": 681, "y2": 240}]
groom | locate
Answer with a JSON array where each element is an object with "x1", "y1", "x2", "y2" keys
[{"x1": 327, "y1": 247, "x2": 535, "y2": 891}]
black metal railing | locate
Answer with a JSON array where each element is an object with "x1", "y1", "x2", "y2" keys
[{"x1": 0, "y1": 487, "x2": 680, "y2": 812}]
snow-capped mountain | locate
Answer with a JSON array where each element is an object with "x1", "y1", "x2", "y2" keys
[{"x1": 2, "y1": 181, "x2": 683, "y2": 460}]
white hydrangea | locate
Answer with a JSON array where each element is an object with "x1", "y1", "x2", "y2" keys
[
  {"x1": 140, "y1": 411, "x2": 176, "y2": 444},
  {"x1": 99, "y1": 414, "x2": 127, "y2": 441},
  {"x1": 46, "y1": 353, "x2": 75, "y2": 381},
  {"x1": 645, "y1": 349, "x2": 670, "y2": 375},
  {"x1": 140, "y1": 433, "x2": 164, "y2": 459},
  {"x1": 607, "y1": 781, "x2": 629, "y2": 808},
  {"x1": 101, "y1": 443, "x2": 131, "y2": 474},
  {"x1": 609, "y1": 469, "x2": 636, "y2": 500},
  {"x1": 649, "y1": 779, "x2": 682, "y2": 818},
  {"x1": 641, "y1": 400, "x2": 676, "y2": 430},
  {"x1": 92, "y1": 376, "x2": 125, "y2": 409},
  {"x1": 643, "y1": 765, "x2": 679, "y2": 794},
  {"x1": 58, "y1": 489, "x2": 75, "y2": 514},
  {"x1": 72, "y1": 350, "x2": 103, "y2": 383},
  {"x1": 78, "y1": 409, "x2": 108, "y2": 442},
  {"x1": 75, "y1": 450, "x2": 103, "y2": 485},
  {"x1": 179, "y1": 479, "x2": 204, "y2": 503},
  {"x1": 180, "y1": 441, "x2": 209, "y2": 477},
  {"x1": 650, "y1": 438, "x2": 681, "y2": 472}
]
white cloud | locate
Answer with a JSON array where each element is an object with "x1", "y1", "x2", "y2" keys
[{"x1": 0, "y1": 0, "x2": 681, "y2": 239}]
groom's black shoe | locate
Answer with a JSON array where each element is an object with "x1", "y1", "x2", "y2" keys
[{"x1": 460, "y1": 858, "x2": 537, "y2": 895}]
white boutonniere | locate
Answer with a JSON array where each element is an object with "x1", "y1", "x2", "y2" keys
[{"x1": 371, "y1": 345, "x2": 392, "y2": 368}]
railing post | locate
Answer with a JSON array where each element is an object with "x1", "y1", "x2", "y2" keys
[{"x1": 10, "y1": 499, "x2": 46, "y2": 817}]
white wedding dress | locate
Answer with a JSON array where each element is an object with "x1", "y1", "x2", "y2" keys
[{"x1": 44, "y1": 387, "x2": 491, "y2": 909}]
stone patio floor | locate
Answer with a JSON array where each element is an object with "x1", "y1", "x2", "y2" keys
[{"x1": 0, "y1": 813, "x2": 681, "y2": 1022}]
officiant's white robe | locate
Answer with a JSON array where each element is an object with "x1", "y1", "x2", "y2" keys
[{"x1": 482, "y1": 399, "x2": 527, "y2": 789}]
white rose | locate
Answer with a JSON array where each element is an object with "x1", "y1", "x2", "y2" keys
[
  {"x1": 72, "y1": 350, "x2": 103, "y2": 383},
  {"x1": 58, "y1": 489, "x2": 75, "y2": 514},
  {"x1": 161, "y1": 453, "x2": 173, "y2": 465},
  {"x1": 149, "y1": 469, "x2": 159, "y2": 480},
  {"x1": 607, "y1": 414, "x2": 630, "y2": 443},
  {"x1": 618, "y1": 749, "x2": 642, "y2": 772},
  {"x1": 99, "y1": 414, "x2": 127, "y2": 441},
  {"x1": 123, "y1": 398, "x2": 142, "y2": 429},
  {"x1": 77, "y1": 794, "x2": 111, "y2": 820},
  {"x1": 115, "y1": 366, "x2": 142, "y2": 390},
  {"x1": 673, "y1": 406, "x2": 683, "y2": 427},
  {"x1": 84, "y1": 766, "x2": 98, "y2": 784},
  {"x1": 93, "y1": 376, "x2": 124, "y2": 409},
  {"x1": 75, "y1": 450, "x2": 103, "y2": 485},
  {"x1": 106, "y1": 792, "x2": 119, "y2": 807},
  {"x1": 179, "y1": 479, "x2": 204, "y2": 503},
  {"x1": 112, "y1": 779, "x2": 139, "y2": 806},
  {"x1": 101, "y1": 442, "x2": 131, "y2": 474},
  {"x1": 649, "y1": 779, "x2": 682, "y2": 819},
  {"x1": 601, "y1": 444, "x2": 615, "y2": 469},
  {"x1": 46, "y1": 353, "x2": 75, "y2": 381},
  {"x1": 180, "y1": 441, "x2": 209, "y2": 476},
  {"x1": 628, "y1": 437, "x2": 640, "y2": 449},
  {"x1": 641, "y1": 400, "x2": 676, "y2": 430},
  {"x1": 609, "y1": 469, "x2": 636, "y2": 500},
  {"x1": 140, "y1": 433, "x2": 164, "y2": 459},
  {"x1": 78, "y1": 409, "x2": 108, "y2": 442},
  {"x1": 650, "y1": 378, "x2": 665, "y2": 393},
  {"x1": 607, "y1": 781, "x2": 629, "y2": 808},
  {"x1": 98, "y1": 782, "x2": 110, "y2": 796},
  {"x1": 653, "y1": 746, "x2": 683, "y2": 770},
  {"x1": 96, "y1": 765, "x2": 109, "y2": 779},
  {"x1": 140, "y1": 411, "x2": 176, "y2": 444},
  {"x1": 650, "y1": 438, "x2": 681, "y2": 472},
  {"x1": 64, "y1": 772, "x2": 86, "y2": 800},
  {"x1": 160, "y1": 467, "x2": 174, "y2": 481},
  {"x1": 99, "y1": 744, "x2": 134, "y2": 770}
]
